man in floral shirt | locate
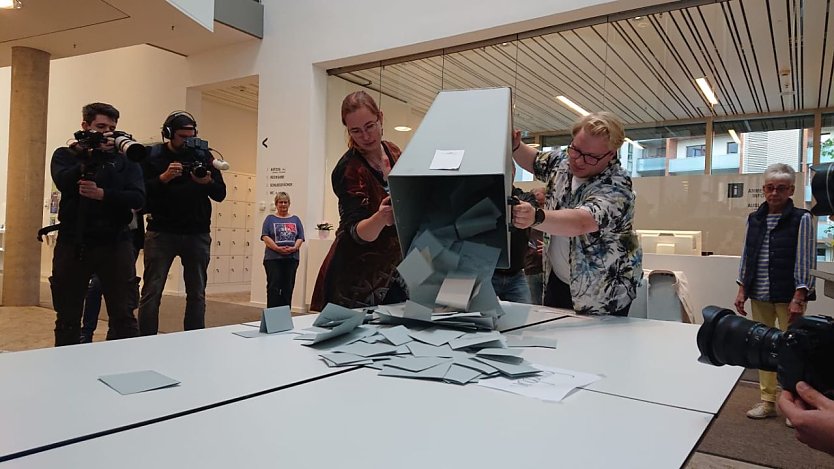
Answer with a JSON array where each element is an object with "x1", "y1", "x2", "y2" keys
[{"x1": 511, "y1": 112, "x2": 642, "y2": 315}]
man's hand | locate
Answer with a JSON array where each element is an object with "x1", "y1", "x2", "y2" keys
[
  {"x1": 160, "y1": 162, "x2": 184, "y2": 183},
  {"x1": 99, "y1": 132, "x2": 115, "y2": 153},
  {"x1": 512, "y1": 201, "x2": 535, "y2": 229},
  {"x1": 78, "y1": 180, "x2": 104, "y2": 200},
  {"x1": 511, "y1": 129, "x2": 522, "y2": 152},
  {"x1": 779, "y1": 381, "x2": 834, "y2": 456}
]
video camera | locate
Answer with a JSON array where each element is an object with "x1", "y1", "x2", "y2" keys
[
  {"x1": 72, "y1": 130, "x2": 147, "y2": 162},
  {"x1": 180, "y1": 136, "x2": 230, "y2": 172},
  {"x1": 697, "y1": 306, "x2": 834, "y2": 398}
]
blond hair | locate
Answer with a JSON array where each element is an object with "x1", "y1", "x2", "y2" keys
[
  {"x1": 571, "y1": 112, "x2": 625, "y2": 150},
  {"x1": 274, "y1": 192, "x2": 290, "y2": 204}
]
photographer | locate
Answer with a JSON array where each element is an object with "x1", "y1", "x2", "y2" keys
[
  {"x1": 49, "y1": 102, "x2": 144, "y2": 346},
  {"x1": 138, "y1": 111, "x2": 226, "y2": 335}
]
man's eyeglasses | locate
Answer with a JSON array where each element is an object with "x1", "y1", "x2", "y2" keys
[
  {"x1": 348, "y1": 120, "x2": 380, "y2": 138},
  {"x1": 566, "y1": 142, "x2": 614, "y2": 165},
  {"x1": 763, "y1": 184, "x2": 792, "y2": 193}
]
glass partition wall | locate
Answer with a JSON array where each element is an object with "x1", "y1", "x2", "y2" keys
[{"x1": 328, "y1": 0, "x2": 834, "y2": 256}]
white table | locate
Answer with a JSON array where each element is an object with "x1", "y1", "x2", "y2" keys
[
  {"x1": 5, "y1": 368, "x2": 715, "y2": 469},
  {"x1": 0, "y1": 303, "x2": 564, "y2": 462},
  {"x1": 504, "y1": 315, "x2": 744, "y2": 413},
  {"x1": 0, "y1": 315, "x2": 337, "y2": 462}
]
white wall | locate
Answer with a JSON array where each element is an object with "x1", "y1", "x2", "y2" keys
[{"x1": 199, "y1": 97, "x2": 258, "y2": 174}]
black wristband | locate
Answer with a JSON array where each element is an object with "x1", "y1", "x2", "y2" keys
[{"x1": 512, "y1": 143, "x2": 520, "y2": 152}]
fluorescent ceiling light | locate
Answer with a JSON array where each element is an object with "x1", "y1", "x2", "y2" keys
[
  {"x1": 624, "y1": 138, "x2": 643, "y2": 149},
  {"x1": 728, "y1": 129, "x2": 741, "y2": 145},
  {"x1": 529, "y1": 143, "x2": 540, "y2": 148},
  {"x1": 695, "y1": 77, "x2": 718, "y2": 105},
  {"x1": 555, "y1": 96, "x2": 589, "y2": 116},
  {"x1": 393, "y1": 126, "x2": 411, "y2": 132},
  {"x1": 0, "y1": 0, "x2": 19, "y2": 8}
]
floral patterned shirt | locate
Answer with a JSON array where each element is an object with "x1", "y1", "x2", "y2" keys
[{"x1": 533, "y1": 149, "x2": 642, "y2": 315}]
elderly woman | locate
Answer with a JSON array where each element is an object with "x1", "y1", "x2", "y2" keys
[
  {"x1": 261, "y1": 192, "x2": 304, "y2": 308},
  {"x1": 310, "y1": 91, "x2": 407, "y2": 311}
]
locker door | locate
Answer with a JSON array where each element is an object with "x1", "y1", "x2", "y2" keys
[
  {"x1": 244, "y1": 203, "x2": 255, "y2": 229},
  {"x1": 214, "y1": 227, "x2": 231, "y2": 256},
  {"x1": 214, "y1": 203, "x2": 229, "y2": 228},
  {"x1": 229, "y1": 174, "x2": 242, "y2": 202},
  {"x1": 229, "y1": 228, "x2": 245, "y2": 256},
  {"x1": 244, "y1": 229, "x2": 254, "y2": 256},
  {"x1": 212, "y1": 256, "x2": 230, "y2": 283},
  {"x1": 243, "y1": 255, "x2": 253, "y2": 283},
  {"x1": 245, "y1": 175, "x2": 255, "y2": 203},
  {"x1": 229, "y1": 256, "x2": 245, "y2": 283},
  {"x1": 231, "y1": 202, "x2": 247, "y2": 228}
]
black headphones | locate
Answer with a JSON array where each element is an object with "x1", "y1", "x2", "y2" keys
[{"x1": 161, "y1": 110, "x2": 198, "y2": 140}]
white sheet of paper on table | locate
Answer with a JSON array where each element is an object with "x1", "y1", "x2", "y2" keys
[
  {"x1": 429, "y1": 149, "x2": 465, "y2": 170},
  {"x1": 476, "y1": 364, "x2": 602, "y2": 402}
]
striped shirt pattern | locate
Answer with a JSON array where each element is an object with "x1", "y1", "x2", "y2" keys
[{"x1": 738, "y1": 212, "x2": 814, "y2": 301}]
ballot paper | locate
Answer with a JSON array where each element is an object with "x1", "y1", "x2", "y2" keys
[{"x1": 476, "y1": 364, "x2": 602, "y2": 402}]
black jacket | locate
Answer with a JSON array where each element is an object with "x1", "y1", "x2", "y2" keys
[
  {"x1": 51, "y1": 147, "x2": 145, "y2": 245},
  {"x1": 142, "y1": 143, "x2": 226, "y2": 234}
]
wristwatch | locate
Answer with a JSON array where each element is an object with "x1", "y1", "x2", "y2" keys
[{"x1": 531, "y1": 208, "x2": 545, "y2": 227}]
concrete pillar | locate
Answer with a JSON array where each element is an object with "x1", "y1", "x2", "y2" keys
[{"x1": 2, "y1": 47, "x2": 50, "y2": 306}]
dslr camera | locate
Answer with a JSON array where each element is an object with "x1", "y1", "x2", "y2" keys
[
  {"x1": 180, "y1": 161, "x2": 209, "y2": 178},
  {"x1": 73, "y1": 130, "x2": 146, "y2": 162},
  {"x1": 697, "y1": 306, "x2": 834, "y2": 398}
]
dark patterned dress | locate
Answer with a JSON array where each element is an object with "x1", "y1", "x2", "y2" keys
[{"x1": 310, "y1": 141, "x2": 408, "y2": 311}]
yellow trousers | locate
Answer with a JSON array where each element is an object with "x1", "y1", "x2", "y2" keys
[{"x1": 750, "y1": 299, "x2": 791, "y2": 402}]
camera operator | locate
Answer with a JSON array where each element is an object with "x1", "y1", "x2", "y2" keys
[
  {"x1": 138, "y1": 111, "x2": 226, "y2": 335},
  {"x1": 49, "y1": 102, "x2": 144, "y2": 346},
  {"x1": 735, "y1": 163, "x2": 816, "y2": 423}
]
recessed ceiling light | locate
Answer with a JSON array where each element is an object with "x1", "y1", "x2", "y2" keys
[
  {"x1": 555, "y1": 96, "x2": 589, "y2": 116},
  {"x1": 0, "y1": 0, "x2": 21, "y2": 8},
  {"x1": 394, "y1": 126, "x2": 412, "y2": 132},
  {"x1": 695, "y1": 77, "x2": 718, "y2": 105},
  {"x1": 728, "y1": 129, "x2": 741, "y2": 145}
]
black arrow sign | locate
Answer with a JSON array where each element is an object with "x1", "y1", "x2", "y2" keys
[{"x1": 262, "y1": 137, "x2": 269, "y2": 148}]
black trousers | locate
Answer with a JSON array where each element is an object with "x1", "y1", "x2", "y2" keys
[
  {"x1": 543, "y1": 271, "x2": 630, "y2": 316},
  {"x1": 50, "y1": 240, "x2": 139, "y2": 346},
  {"x1": 264, "y1": 258, "x2": 299, "y2": 308}
]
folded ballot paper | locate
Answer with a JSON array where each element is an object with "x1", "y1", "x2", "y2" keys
[{"x1": 293, "y1": 303, "x2": 366, "y2": 345}]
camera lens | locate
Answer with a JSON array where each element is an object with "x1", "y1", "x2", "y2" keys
[
  {"x1": 697, "y1": 306, "x2": 782, "y2": 372},
  {"x1": 192, "y1": 166, "x2": 208, "y2": 178},
  {"x1": 114, "y1": 134, "x2": 147, "y2": 162}
]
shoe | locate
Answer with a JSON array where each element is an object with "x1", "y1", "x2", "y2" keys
[
  {"x1": 746, "y1": 401, "x2": 777, "y2": 419},
  {"x1": 786, "y1": 418, "x2": 795, "y2": 428}
]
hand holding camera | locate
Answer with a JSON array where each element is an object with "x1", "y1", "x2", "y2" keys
[
  {"x1": 78, "y1": 179, "x2": 104, "y2": 200},
  {"x1": 779, "y1": 381, "x2": 834, "y2": 456},
  {"x1": 160, "y1": 162, "x2": 184, "y2": 183},
  {"x1": 697, "y1": 306, "x2": 834, "y2": 397}
]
